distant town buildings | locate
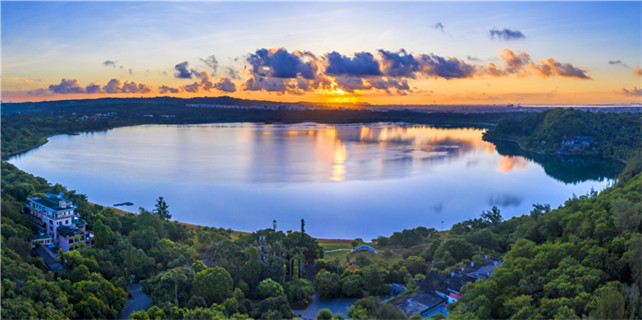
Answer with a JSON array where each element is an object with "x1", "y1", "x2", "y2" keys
[
  {"x1": 24, "y1": 193, "x2": 94, "y2": 251},
  {"x1": 186, "y1": 103, "x2": 349, "y2": 111}
]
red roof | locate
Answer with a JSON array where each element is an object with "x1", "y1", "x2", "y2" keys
[
  {"x1": 449, "y1": 293, "x2": 461, "y2": 300},
  {"x1": 346, "y1": 264, "x2": 359, "y2": 272}
]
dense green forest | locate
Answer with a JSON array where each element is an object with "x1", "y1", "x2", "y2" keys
[
  {"x1": 1, "y1": 106, "x2": 640, "y2": 319},
  {"x1": 484, "y1": 109, "x2": 641, "y2": 163}
]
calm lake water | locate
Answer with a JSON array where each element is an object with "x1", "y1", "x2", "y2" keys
[{"x1": 8, "y1": 123, "x2": 615, "y2": 239}]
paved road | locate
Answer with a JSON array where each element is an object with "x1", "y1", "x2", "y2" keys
[
  {"x1": 34, "y1": 246, "x2": 58, "y2": 270},
  {"x1": 118, "y1": 284, "x2": 151, "y2": 320}
]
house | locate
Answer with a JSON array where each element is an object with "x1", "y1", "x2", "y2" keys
[
  {"x1": 392, "y1": 290, "x2": 447, "y2": 318},
  {"x1": 24, "y1": 193, "x2": 94, "y2": 251}
]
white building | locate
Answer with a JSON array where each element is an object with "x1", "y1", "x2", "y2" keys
[{"x1": 24, "y1": 193, "x2": 94, "y2": 251}]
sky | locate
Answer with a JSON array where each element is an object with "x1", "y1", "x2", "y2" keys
[{"x1": 2, "y1": 1, "x2": 641, "y2": 105}]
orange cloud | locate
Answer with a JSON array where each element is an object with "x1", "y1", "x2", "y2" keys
[{"x1": 484, "y1": 49, "x2": 590, "y2": 79}]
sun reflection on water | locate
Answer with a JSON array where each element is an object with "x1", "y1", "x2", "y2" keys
[{"x1": 329, "y1": 143, "x2": 347, "y2": 182}]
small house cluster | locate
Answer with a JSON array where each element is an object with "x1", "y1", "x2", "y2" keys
[
  {"x1": 24, "y1": 193, "x2": 94, "y2": 252},
  {"x1": 559, "y1": 135, "x2": 593, "y2": 153},
  {"x1": 393, "y1": 258, "x2": 502, "y2": 318}
]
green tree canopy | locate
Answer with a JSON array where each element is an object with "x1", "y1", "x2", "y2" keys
[{"x1": 192, "y1": 267, "x2": 233, "y2": 305}]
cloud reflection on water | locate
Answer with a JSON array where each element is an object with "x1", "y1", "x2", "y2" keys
[{"x1": 243, "y1": 123, "x2": 497, "y2": 183}]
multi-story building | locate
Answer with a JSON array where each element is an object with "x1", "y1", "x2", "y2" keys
[{"x1": 24, "y1": 193, "x2": 94, "y2": 251}]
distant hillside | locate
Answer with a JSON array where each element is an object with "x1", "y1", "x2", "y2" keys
[
  {"x1": 484, "y1": 109, "x2": 642, "y2": 165},
  {"x1": 1, "y1": 96, "x2": 286, "y2": 115}
]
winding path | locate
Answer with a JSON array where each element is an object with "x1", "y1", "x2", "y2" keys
[{"x1": 118, "y1": 284, "x2": 151, "y2": 320}]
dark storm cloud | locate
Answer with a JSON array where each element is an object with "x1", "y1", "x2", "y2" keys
[
  {"x1": 243, "y1": 76, "x2": 293, "y2": 93},
  {"x1": 28, "y1": 78, "x2": 153, "y2": 96},
  {"x1": 103, "y1": 79, "x2": 122, "y2": 93},
  {"x1": 121, "y1": 81, "x2": 152, "y2": 94},
  {"x1": 418, "y1": 54, "x2": 477, "y2": 79},
  {"x1": 49, "y1": 78, "x2": 86, "y2": 94},
  {"x1": 85, "y1": 82, "x2": 105, "y2": 93},
  {"x1": 214, "y1": 77, "x2": 236, "y2": 93},
  {"x1": 176, "y1": 71, "x2": 237, "y2": 93},
  {"x1": 159, "y1": 85, "x2": 180, "y2": 94},
  {"x1": 434, "y1": 22, "x2": 445, "y2": 32},
  {"x1": 378, "y1": 49, "x2": 421, "y2": 78},
  {"x1": 233, "y1": 48, "x2": 590, "y2": 96},
  {"x1": 201, "y1": 55, "x2": 219, "y2": 74},
  {"x1": 325, "y1": 51, "x2": 382, "y2": 77},
  {"x1": 333, "y1": 76, "x2": 371, "y2": 92},
  {"x1": 102, "y1": 79, "x2": 152, "y2": 93},
  {"x1": 378, "y1": 50, "x2": 479, "y2": 79},
  {"x1": 489, "y1": 28, "x2": 526, "y2": 41},
  {"x1": 247, "y1": 48, "x2": 317, "y2": 80},
  {"x1": 26, "y1": 88, "x2": 53, "y2": 96},
  {"x1": 103, "y1": 60, "x2": 117, "y2": 67},
  {"x1": 174, "y1": 61, "x2": 196, "y2": 79},
  {"x1": 369, "y1": 78, "x2": 410, "y2": 91}
]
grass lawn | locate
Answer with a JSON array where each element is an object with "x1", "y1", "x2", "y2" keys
[{"x1": 318, "y1": 238, "x2": 354, "y2": 260}]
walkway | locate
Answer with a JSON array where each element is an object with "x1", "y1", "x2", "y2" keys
[
  {"x1": 294, "y1": 294, "x2": 358, "y2": 320},
  {"x1": 118, "y1": 284, "x2": 151, "y2": 320},
  {"x1": 34, "y1": 246, "x2": 59, "y2": 270}
]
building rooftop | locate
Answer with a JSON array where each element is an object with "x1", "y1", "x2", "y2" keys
[
  {"x1": 393, "y1": 291, "x2": 446, "y2": 317},
  {"x1": 354, "y1": 245, "x2": 375, "y2": 252},
  {"x1": 57, "y1": 225, "x2": 80, "y2": 237},
  {"x1": 29, "y1": 193, "x2": 75, "y2": 211},
  {"x1": 464, "y1": 259, "x2": 502, "y2": 280}
]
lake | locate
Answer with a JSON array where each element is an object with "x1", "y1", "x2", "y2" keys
[{"x1": 8, "y1": 123, "x2": 616, "y2": 240}]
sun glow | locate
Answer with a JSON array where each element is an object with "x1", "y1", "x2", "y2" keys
[{"x1": 319, "y1": 80, "x2": 364, "y2": 104}]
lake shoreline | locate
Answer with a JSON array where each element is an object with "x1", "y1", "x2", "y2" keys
[
  {"x1": 89, "y1": 201, "x2": 356, "y2": 245},
  {"x1": 8, "y1": 122, "x2": 612, "y2": 240}
]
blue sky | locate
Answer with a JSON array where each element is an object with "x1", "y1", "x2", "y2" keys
[{"x1": 2, "y1": 1, "x2": 641, "y2": 104}]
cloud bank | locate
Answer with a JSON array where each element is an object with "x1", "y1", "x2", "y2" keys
[
  {"x1": 29, "y1": 47, "x2": 596, "y2": 98},
  {"x1": 27, "y1": 78, "x2": 153, "y2": 96}
]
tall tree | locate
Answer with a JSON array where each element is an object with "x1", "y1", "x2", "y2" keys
[
  {"x1": 153, "y1": 196, "x2": 171, "y2": 220},
  {"x1": 301, "y1": 219, "x2": 305, "y2": 234},
  {"x1": 192, "y1": 267, "x2": 233, "y2": 305}
]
